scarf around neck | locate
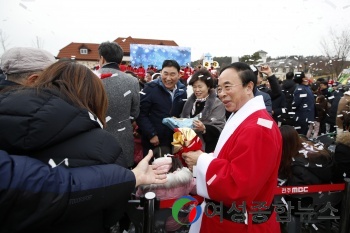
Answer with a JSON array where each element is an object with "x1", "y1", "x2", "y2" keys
[{"x1": 191, "y1": 95, "x2": 209, "y2": 116}]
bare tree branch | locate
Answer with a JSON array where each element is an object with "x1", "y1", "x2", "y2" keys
[
  {"x1": 32, "y1": 36, "x2": 44, "y2": 49},
  {"x1": 0, "y1": 29, "x2": 10, "y2": 53},
  {"x1": 320, "y1": 28, "x2": 350, "y2": 79}
]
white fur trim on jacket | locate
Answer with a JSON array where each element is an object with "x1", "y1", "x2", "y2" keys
[
  {"x1": 195, "y1": 96, "x2": 266, "y2": 201},
  {"x1": 138, "y1": 167, "x2": 193, "y2": 191}
]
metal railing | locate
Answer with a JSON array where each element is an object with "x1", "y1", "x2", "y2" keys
[{"x1": 136, "y1": 179, "x2": 350, "y2": 233}]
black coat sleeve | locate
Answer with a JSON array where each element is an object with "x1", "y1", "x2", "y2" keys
[
  {"x1": 267, "y1": 74, "x2": 282, "y2": 100},
  {"x1": 202, "y1": 125, "x2": 221, "y2": 153}
]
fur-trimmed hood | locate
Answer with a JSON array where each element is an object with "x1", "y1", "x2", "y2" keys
[
  {"x1": 139, "y1": 167, "x2": 193, "y2": 190},
  {"x1": 336, "y1": 131, "x2": 350, "y2": 147},
  {"x1": 137, "y1": 167, "x2": 195, "y2": 200}
]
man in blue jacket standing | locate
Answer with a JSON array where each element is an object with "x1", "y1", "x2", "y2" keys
[
  {"x1": 292, "y1": 71, "x2": 315, "y2": 135},
  {"x1": 137, "y1": 60, "x2": 187, "y2": 155}
]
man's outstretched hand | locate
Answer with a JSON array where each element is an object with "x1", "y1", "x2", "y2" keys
[{"x1": 132, "y1": 150, "x2": 168, "y2": 187}]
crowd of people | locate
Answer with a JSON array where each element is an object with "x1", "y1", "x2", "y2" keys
[
  {"x1": 101, "y1": 61, "x2": 217, "y2": 90},
  {"x1": 0, "y1": 43, "x2": 349, "y2": 233}
]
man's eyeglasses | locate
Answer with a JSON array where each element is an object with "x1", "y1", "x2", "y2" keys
[{"x1": 217, "y1": 83, "x2": 243, "y2": 94}]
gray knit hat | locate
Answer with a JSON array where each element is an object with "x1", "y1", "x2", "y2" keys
[{"x1": 1, "y1": 47, "x2": 56, "y2": 74}]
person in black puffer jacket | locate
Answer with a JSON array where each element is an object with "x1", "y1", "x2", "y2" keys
[
  {"x1": 332, "y1": 131, "x2": 350, "y2": 183},
  {"x1": 279, "y1": 125, "x2": 333, "y2": 187},
  {"x1": 326, "y1": 85, "x2": 348, "y2": 133},
  {"x1": 281, "y1": 72, "x2": 297, "y2": 126},
  {"x1": 0, "y1": 60, "x2": 129, "y2": 233},
  {"x1": 278, "y1": 125, "x2": 334, "y2": 233}
]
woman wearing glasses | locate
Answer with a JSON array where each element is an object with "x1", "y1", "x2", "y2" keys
[{"x1": 181, "y1": 68, "x2": 226, "y2": 153}]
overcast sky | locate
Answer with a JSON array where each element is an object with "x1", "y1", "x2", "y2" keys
[{"x1": 1, "y1": 0, "x2": 350, "y2": 61}]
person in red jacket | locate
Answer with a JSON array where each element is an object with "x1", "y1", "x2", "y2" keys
[
  {"x1": 119, "y1": 61, "x2": 127, "y2": 72},
  {"x1": 137, "y1": 64, "x2": 146, "y2": 79},
  {"x1": 146, "y1": 65, "x2": 152, "y2": 72},
  {"x1": 125, "y1": 63, "x2": 134, "y2": 72},
  {"x1": 183, "y1": 65, "x2": 192, "y2": 82},
  {"x1": 183, "y1": 62, "x2": 282, "y2": 233}
]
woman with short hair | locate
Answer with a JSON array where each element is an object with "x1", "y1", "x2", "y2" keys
[{"x1": 180, "y1": 68, "x2": 226, "y2": 153}]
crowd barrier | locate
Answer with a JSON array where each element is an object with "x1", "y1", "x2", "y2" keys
[{"x1": 130, "y1": 178, "x2": 350, "y2": 233}]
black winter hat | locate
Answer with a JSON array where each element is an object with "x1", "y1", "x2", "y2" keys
[{"x1": 293, "y1": 71, "x2": 305, "y2": 84}]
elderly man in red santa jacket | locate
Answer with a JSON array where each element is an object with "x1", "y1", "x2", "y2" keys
[{"x1": 183, "y1": 62, "x2": 282, "y2": 233}]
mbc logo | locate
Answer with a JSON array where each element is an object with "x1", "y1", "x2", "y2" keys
[
  {"x1": 172, "y1": 196, "x2": 202, "y2": 225},
  {"x1": 292, "y1": 186, "x2": 308, "y2": 193}
]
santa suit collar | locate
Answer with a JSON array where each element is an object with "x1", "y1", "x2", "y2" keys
[{"x1": 214, "y1": 95, "x2": 265, "y2": 157}]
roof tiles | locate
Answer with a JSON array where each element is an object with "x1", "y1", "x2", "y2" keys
[{"x1": 56, "y1": 37, "x2": 178, "y2": 61}]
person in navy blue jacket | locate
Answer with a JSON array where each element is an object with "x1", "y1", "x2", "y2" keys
[
  {"x1": 291, "y1": 72, "x2": 315, "y2": 135},
  {"x1": 136, "y1": 60, "x2": 187, "y2": 155},
  {"x1": 0, "y1": 150, "x2": 166, "y2": 233}
]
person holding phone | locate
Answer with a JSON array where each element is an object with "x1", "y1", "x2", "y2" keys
[{"x1": 256, "y1": 65, "x2": 285, "y2": 123}]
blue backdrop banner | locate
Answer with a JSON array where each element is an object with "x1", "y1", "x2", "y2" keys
[{"x1": 130, "y1": 44, "x2": 191, "y2": 70}]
